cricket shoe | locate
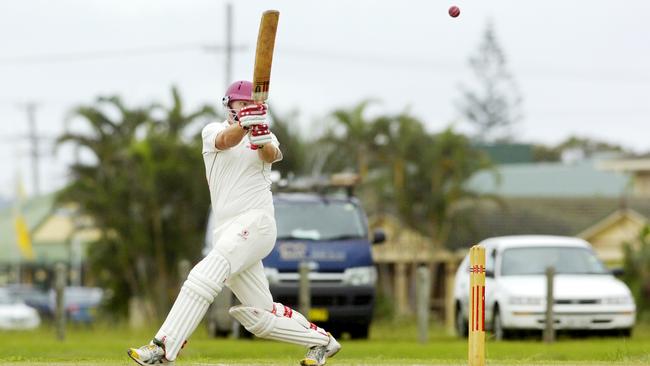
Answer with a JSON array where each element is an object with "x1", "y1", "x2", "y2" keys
[
  {"x1": 300, "y1": 333, "x2": 341, "y2": 366},
  {"x1": 127, "y1": 339, "x2": 173, "y2": 365}
]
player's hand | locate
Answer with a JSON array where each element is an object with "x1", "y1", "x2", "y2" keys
[
  {"x1": 238, "y1": 103, "x2": 267, "y2": 130},
  {"x1": 249, "y1": 123, "x2": 272, "y2": 149}
]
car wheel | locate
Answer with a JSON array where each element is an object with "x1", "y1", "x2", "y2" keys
[
  {"x1": 455, "y1": 303, "x2": 468, "y2": 338},
  {"x1": 619, "y1": 328, "x2": 633, "y2": 338},
  {"x1": 493, "y1": 307, "x2": 511, "y2": 341}
]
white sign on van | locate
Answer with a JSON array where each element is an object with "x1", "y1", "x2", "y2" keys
[
  {"x1": 278, "y1": 242, "x2": 308, "y2": 260},
  {"x1": 310, "y1": 250, "x2": 346, "y2": 262}
]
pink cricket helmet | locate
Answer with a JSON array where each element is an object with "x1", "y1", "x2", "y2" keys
[{"x1": 222, "y1": 80, "x2": 253, "y2": 108}]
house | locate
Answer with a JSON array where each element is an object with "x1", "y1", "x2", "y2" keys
[
  {"x1": 370, "y1": 214, "x2": 464, "y2": 332},
  {"x1": 578, "y1": 209, "x2": 648, "y2": 264},
  {"x1": 0, "y1": 194, "x2": 99, "y2": 287},
  {"x1": 598, "y1": 157, "x2": 650, "y2": 198},
  {"x1": 457, "y1": 157, "x2": 649, "y2": 266}
]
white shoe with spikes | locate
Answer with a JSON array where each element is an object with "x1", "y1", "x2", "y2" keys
[
  {"x1": 127, "y1": 339, "x2": 172, "y2": 365},
  {"x1": 300, "y1": 333, "x2": 341, "y2": 366}
]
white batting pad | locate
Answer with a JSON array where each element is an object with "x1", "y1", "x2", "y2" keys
[
  {"x1": 229, "y1": 302, "x2": 330, "y2": 347},
  {"x1": 155, "y1": 253, "x2": 230, "y2": 361}
]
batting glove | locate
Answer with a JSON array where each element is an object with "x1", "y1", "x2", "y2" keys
[
  {"x1": 238, "y1": 103, "x2": 267, "y2": 130},
  {"x1": 249, "y1": 123, "x2": 272, "y2": 150}
]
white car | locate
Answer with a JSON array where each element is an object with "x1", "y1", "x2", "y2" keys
[
  {"x1": 0, "y1": 288, "x2": 40, "y2": 330},
  {"x1": 453, "y1": 235, "x2": 636, "y2": 339}
]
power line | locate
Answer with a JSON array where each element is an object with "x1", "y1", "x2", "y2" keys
[
  {"x1": 0, "y1": 43, "x2": 245, "y2": 65},
  {"x1": 0, "y1": 134, "x2": 57, "y2": 142},
  {"x1": 2, "y1": 43, "x2": 648, "y2": 84}
]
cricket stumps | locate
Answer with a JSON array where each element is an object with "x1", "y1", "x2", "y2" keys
[{"x1": 469, "y1": 245, "x2": 486, "y2": 366}]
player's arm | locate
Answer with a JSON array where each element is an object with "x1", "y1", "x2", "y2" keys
[
  {"x1": 258, "y1": 143, "x2": 282, "y2": 164},
  {"x1": 214, "y1": 104, "x2": 265, "y2": 150},
  {"x1": 215, "y1": 124, "x2": 248, "y2": 150}
]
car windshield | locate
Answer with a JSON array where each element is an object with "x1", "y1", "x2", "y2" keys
[
  {"x1": 501, "y1": 246, "x2": 608, "y2": 276},
  {"x1": 276, "y1": 201, "x2": 366, "y2": 241}
]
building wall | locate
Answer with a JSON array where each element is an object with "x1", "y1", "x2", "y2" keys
[
  {"x1": 585, "y1": 216, "x2": 645, "y2": 265},
  {"x1": 634, "y1": 172, "x2": 650, "y2": 198}
]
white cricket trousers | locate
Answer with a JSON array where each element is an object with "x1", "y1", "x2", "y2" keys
[
  {"x1": 155, "y1": 209, "x2": 277, "y2": 360},
  {"x1": 217, "y1": 209, "x2": 278, "y2": 310}
]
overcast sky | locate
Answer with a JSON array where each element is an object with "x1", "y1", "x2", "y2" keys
[{"x1": 1, "y1": 0, "x2": 649, "y2": 198}]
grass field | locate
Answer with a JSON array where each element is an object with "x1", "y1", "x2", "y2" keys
[{"x1": 1, "y1": 320, "x2": 649, "y2": 365}]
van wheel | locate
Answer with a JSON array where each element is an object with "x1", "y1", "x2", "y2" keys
[
  {"x1": 206, "y1": 288, "x2": 235, "y2": 338},
  {"x1": 207, "y1": 316, "x2": 231, "y2": 338},
  {"x1": 455, "y1": 303, "x2": 468, "y2": 338},
  {"x1": 348, "y1": 324, "x2": 370, "y2": 339}
]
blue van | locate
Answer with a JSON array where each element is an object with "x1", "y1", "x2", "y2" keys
[{"x1": 205, "y1": 189, "x2": 384, "y2": 339}]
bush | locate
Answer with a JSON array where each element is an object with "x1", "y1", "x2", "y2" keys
[{"x1": 623, "y1": 225, "x2": 650, "y2": 321}]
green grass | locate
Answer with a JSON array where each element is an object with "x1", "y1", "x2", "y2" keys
[{"x1": 0, "y1": 320, "x2": 649, "y2": 365}]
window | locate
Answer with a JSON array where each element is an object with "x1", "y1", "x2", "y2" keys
[
  {"x1": 276, "y1": 201, "x2": 366, "y2": 241},
  {"x1": 501, "y1": 246, "x2": 608, "y2": 276}
]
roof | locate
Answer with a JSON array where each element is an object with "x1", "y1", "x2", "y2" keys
[
  {"x1": 598, "y1": 158, "x2": 650, "y2": 172},
  {"x1": 577, "y1": 209, "x2": 648, "y2": 240},
  {"x1": 475, "y1": 143, "x2": 534, "y2": 164},
  {"x1": 478, "y1": 235, "x2": 590, "y2": 249},
  {"x1": 466, "y1": 160, "x2": 630, "y2": 197},
  {"x1": 446, "y1": 197, "x2": 650, "y2": 250}
]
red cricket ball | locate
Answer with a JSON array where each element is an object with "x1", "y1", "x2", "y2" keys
[{"x1": 449, "y1": 5, "x2": 460, "y2": 18}]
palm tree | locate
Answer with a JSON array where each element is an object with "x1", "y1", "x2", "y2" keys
[
  {"x1": 320, "y1": 100, "x2": 378, "y2": 178},
  {"x1": 57, "y1": 87, "x2": 215, "y2": 319},
  {"x1": 418, "y1": 128, "x2": 497, "y2": 245},
  {"x1": 318, "y1": 104, "x2": 498, "y2": 248},
  {"x1": 268, "y1": 108, "x2": 307, "y2": 178},
  {"x1": 58, "y1": 95, "x2": 153, "y2": 315},
  {"x1": 153, "y1": 86, "x2": 216, "y2": 137},
  {"x1": 370, "y1": 112, "x2": 429, "y2": 220}
]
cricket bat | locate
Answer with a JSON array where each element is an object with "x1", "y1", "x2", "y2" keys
[{"x1": 252, "y1": 10, "x2": 280, "y2": 103}]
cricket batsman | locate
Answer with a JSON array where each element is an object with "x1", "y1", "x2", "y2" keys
[{"x1": 127, "y1": 80, "x2": 341, "y2": 366}]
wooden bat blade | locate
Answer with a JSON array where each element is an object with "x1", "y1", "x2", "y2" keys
[{"x1": 252, "y1": 10, "x2": 280, "y2": 103}]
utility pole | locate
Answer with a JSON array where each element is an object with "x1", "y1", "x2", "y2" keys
[
  {"x1": 15, "y1": 102, "x2": 42, "y2": 196},
  {"x1": 225, "y1": 2, "x2": 233, "y2": 91},
  {"x1": 203, "y1": 3, "x2": 247, "y2": 94},
  {"x1": 26, "y1": 103, "x2": 40, "y2": 196}
]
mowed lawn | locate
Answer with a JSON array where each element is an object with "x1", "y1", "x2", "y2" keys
[{"x1": 1, "y1": 320, "x2": 649, "y2": 365}]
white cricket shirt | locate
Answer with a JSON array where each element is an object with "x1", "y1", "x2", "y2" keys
[{"x1": 201, "y1": 121, "x2": 281, "y2": 224}]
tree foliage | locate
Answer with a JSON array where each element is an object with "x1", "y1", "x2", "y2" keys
[
  {"x1": 457, "y1": 21, "x2": 523, "y2": 142},
  {"x1": 317, "y1": 102, "x2": 496, "y2": 245},
  {"x1": 268, "y1": 108, "x2": 307, "y2": 178},
  {"x1": 533, "y1": 135, "x2": 629, "y2": 162},
  {"x1": 623, "y1": 225, "x2": 650, "y2": 320},
  {"x1": 319, "y1": 100, "x2": 379, "y2": 179},
  {"x1": 57, "y1": 87, "x2": 215, "y2": 319}
]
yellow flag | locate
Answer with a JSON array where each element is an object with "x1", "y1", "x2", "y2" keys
[
  {"x1": 14, "y1": 215, "x2": 34, "y2": 260},
  {"x1": 13, "y1": 174, "x2": 35, "y2": 260}
]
